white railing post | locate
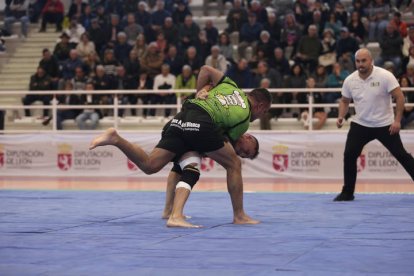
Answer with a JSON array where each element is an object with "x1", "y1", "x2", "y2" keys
[
  {"x1": 308, "y1": 92, "x2": 314, "y2": 131},
  {"x1": 114, "y1": 93, "x2": 119, "y2": 129},
  {"x1": 52, "y1": 96, "x2": 58, "y2": 132}
]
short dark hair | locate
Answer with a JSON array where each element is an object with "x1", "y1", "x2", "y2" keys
[
  {"x1": 250, "y1": 135, "x2": 260, "y2": 160},
  {"x1": 248, "y1": 88, "x2": 272, "y2": 107}
]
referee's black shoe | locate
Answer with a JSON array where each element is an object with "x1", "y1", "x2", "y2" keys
[{"x1": 333, "y1": 193, "x2": 354, "y2": 201}]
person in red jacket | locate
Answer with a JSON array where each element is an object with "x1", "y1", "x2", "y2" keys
[{"x1": 39, "y1": 0, "x2": 64, "y2": 32}]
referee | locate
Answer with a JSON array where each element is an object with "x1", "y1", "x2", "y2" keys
[{"x1": 334, "y1": 48, "x2": 414, "y2": 201}]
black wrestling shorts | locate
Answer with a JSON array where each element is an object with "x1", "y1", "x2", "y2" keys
[{"x1": 156, "y1": 103, "x2": 225, "y2": 157}]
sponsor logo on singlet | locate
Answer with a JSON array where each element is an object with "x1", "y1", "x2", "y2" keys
[
  {"x1": 171, "y1": 119, "x2": 201, "y2": 131},
  {"x1": 215, "y1": 91, "x2": 247, "y2": 109}
]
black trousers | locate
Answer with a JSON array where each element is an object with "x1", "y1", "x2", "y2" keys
[{"x1": 342, "y1": 122, "x2": 414, "y2": 195}]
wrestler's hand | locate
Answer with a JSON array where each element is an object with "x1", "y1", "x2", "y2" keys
[
  {"x1": 389, "y1": 120, "x2": 401, "y2": 135},
  {"x1": 195, "y1": 84, "x2": 212, "y2": 100}
]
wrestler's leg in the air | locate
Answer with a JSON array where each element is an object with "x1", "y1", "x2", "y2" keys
[
  {"x1": 206, "y1": 143, "x2": 260, "y2": 225},
  {"x1": 89, "y1": 127, "x2": 175, "y2": 174},
  {"x1": 167, "y1": 153, "x2": 202, "y2": 228}
]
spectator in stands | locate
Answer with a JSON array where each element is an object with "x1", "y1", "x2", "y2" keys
[
  {"x1": 55, "y1": 80, "x2": 81, "y2": 130},
  {"x1": 175, "y1": 64, "x2": 196, "y2": 101},
  {"x1": 295, "y1": 24, "x2": 322, "y2": 74},
  {"x1": 347, "y1": 11, "x2": 366, "y2": 44},
  {"x1": 79, "y1": 4, "x2": 94, "y2": 30},
  {"x1": 76, "y1": 32, "x2": 95, "y2": 59},
  {"x1": 205, "y1": 45, "x2": 228, "y2": 73},
  {"x1": 195, "y1": 30, "x2": 212, "y2": 63},
  {"x1": 178, "y1": 14, "x2": 200, "y2": 50},
  {"x1": 172, "y1": 0, "x2": 192, "y2": 24},
  {"x1": 263, "y1": 12, "x2": 281, "y2": 42},
  {"x1": 406, "y1": 63, "x2": 414, "y2": 85},
  {"x1": 39, "y1": 48, "x2": 59, "y2": 89},
  {"x1": 92, "y1": 64, "x2": 113, "y2": 90},
  {"x1": 123, "y1": 0, "x2": 140, "y2": 16},
  {"x1": 334, "y1": 1, "x2": 347, "y2": 27},
  {"x1": 313, "y1": 64, "x2": 328, "y2": 89},
  {"x1": 0, "y1": 38, "x2": 6, "y2": 53},
  {"x1": 204, "y1": 19, "x2": 219, "y2": 46},
  {"x1": 22, "y1": 66, "x2": 53, "y2": 119},
  {"x1": 336, "y1": 27, "x2": 360, "y2": 61},
  {"x1": 82, "y1": 51, "x2": 100, "y2": 77},
  {"x1": 225, "y1": 0, "x2": 248, "y2": 37},
  {"x1": 403, "y1": 27, "x2": 414, "y2": 61},
  {"x1": 238, "y1": 12, "x2": 263, "y2": 61},
  {"x1": 280, "y1": 13, "x2": 302, "y2": 60},
  {"x1": 116, "y1": 65, "x2": 139, "y2": 117},
  {"x1": 64, "y1": 17, "x2": 86, "y2": 48},
  {"x1": 132, "y1": 33, "x2": 147, "y2": 61},
  {"x1": 319, "y1": 28, "x2": 337, "y2": 71},
  {"x1": 162, "y1": 17, "x2": 179, "y2": 46},
  {"x1": 135, "y1": 1, "x2": 151, "y2": 30},
  {"x1": 348, "y1": 0, "x2": 366, "y2": 18},
  {"x1": 292, "y1": 0, "x2": 308, "y2": 28},
  {"x1": 101, "y1": 48, "x2": 120, "y2": 77},
  {"x1": 324, "y1": 12, "x2": 343, "y2": 39},
  {"x1": 153, "y1": 63, "x2": 176, "y2": 117},
  {"x1": 71, "y1": 66, "x2": 88, "y2": 90},
  {"x1": 124, "y1": 12, "x2": 143, "y2": 46},
  {"x1": 305, "y1": 10, "x2": 325, "y2": 38},
  {"x1": 400, "y1": 76, "x2": 414, "y2": 129},
  {"x1": 325, "y1": 62, "x2": 349, "y2": 117},
  {"x1": 163, "y1": 44, "x2": 184, "y2": 76},
  {"x1": 113, "y1": 32, "x2": 132, "y2": 64},
  {"x1": 149, "y1": 0, "x2": 171, "y2": 41},
  {"x1": 248, "y1": 0, "x2": 267, "y2": 24},
  {"x1": 217, "y1": 32, "x2": 234, "y2": 64},
  {"x1": 403, "y1": 46, "x2": 414, "y2": 70},
  {"x1": 123, "y1": 49, "x2": 141, "y2": 83},
  {"x1": 94, "y1": 5, "x2": 108, "y2": 28},
  {"x1": 268, "y1": 47, "x2": 290, "y2": 79},
  {"x1": 390, "y1": 11, "x2": 408, "y2": 39},
  {"x1": 75, "y1": 82, "x2": 101, "y2": 130},
  {"x1": 366, "y1": 0, "x2": 390, "y2": 42},
  {"x1": 285, "y1": 63, "x2": 307, "y2": 117},
  {"x1": 39, "y1": 0, "x2": 64, "y2": 32},
  {"x1": 225, "y1": 58, "x2": 254, "y2": 89},
  {"x1": 59, "y1": 49, "x2": 83, "y2": 89},
  {"x1": 53, "y1": 32, "x2": 72, "y2": 62},
  {"x1": 137, "y1": 72, "x2": 153, "y2": 117},
  {"x1": 256, "y1": 30, "x2": 277, "y2": 60},
  {"x1": 67, "y1": 0, "x2": 86, "y2": 21},
  {"x1": 298, "y1": 76, "x2": 327, "y2": 130},
  {"x1": 182, "y1": 46, "x2": 202, "y2": 75},
  {"x1": 104, "y1": 13, "x2": 122, "y2": 45},
  {"x1": 4, "y1": 0, "x2": 30, "y2": 39},
  {"x1": 104, "y1": 0, "x2": 123, "y2": 19},
  {"x1": 376, "y1": 22, "x2": 403, "y2": 76},
  {"x1": 91, "y1": 64, "x2": 113, "y2": 116},
  {"x1": 140, "y1": 41, "x2": 164, "y2": 79},
  {"x1": 253, "y1": 61, "x2": 283, "y2": 89},
  {"x1": 155, "y1": 31, "x2": 168, "y2": 55},
  {"x1": 28, "y1": 0, "x2": 46, "y2": 23},
  {"x1": 87, "y1": 18, "x2": 105, "y2": 55}
]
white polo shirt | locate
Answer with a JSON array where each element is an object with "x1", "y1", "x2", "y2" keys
[{"x1": 342, "y1": 66, "x2": 399, "y2": 127}]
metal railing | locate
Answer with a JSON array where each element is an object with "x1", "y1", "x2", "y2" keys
[{"x1": 0, "y1": 88, "x2": 413, "y2": 133}]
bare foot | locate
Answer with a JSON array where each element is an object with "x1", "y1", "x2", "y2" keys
[
  {"x1": 89, "y1": 128, "x2": 119, "y2": 150},
  {"x1": 233, "y1": 214, "x2": 260, "y2": 225},
  {"x1": 167, "y1": 217, "x2": 202, "y2": 228},
  {"x1": 162, "y1": 213, "x2": 191, "y2": 220}
]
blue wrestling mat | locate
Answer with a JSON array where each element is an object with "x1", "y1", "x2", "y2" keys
[{"x1": 1, "y1": 191, "x2": 413, "y2": 275}]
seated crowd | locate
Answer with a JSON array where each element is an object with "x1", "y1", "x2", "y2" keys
[{"x1": 4, "y1": 0, "x2": 414, "y2": 130}]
